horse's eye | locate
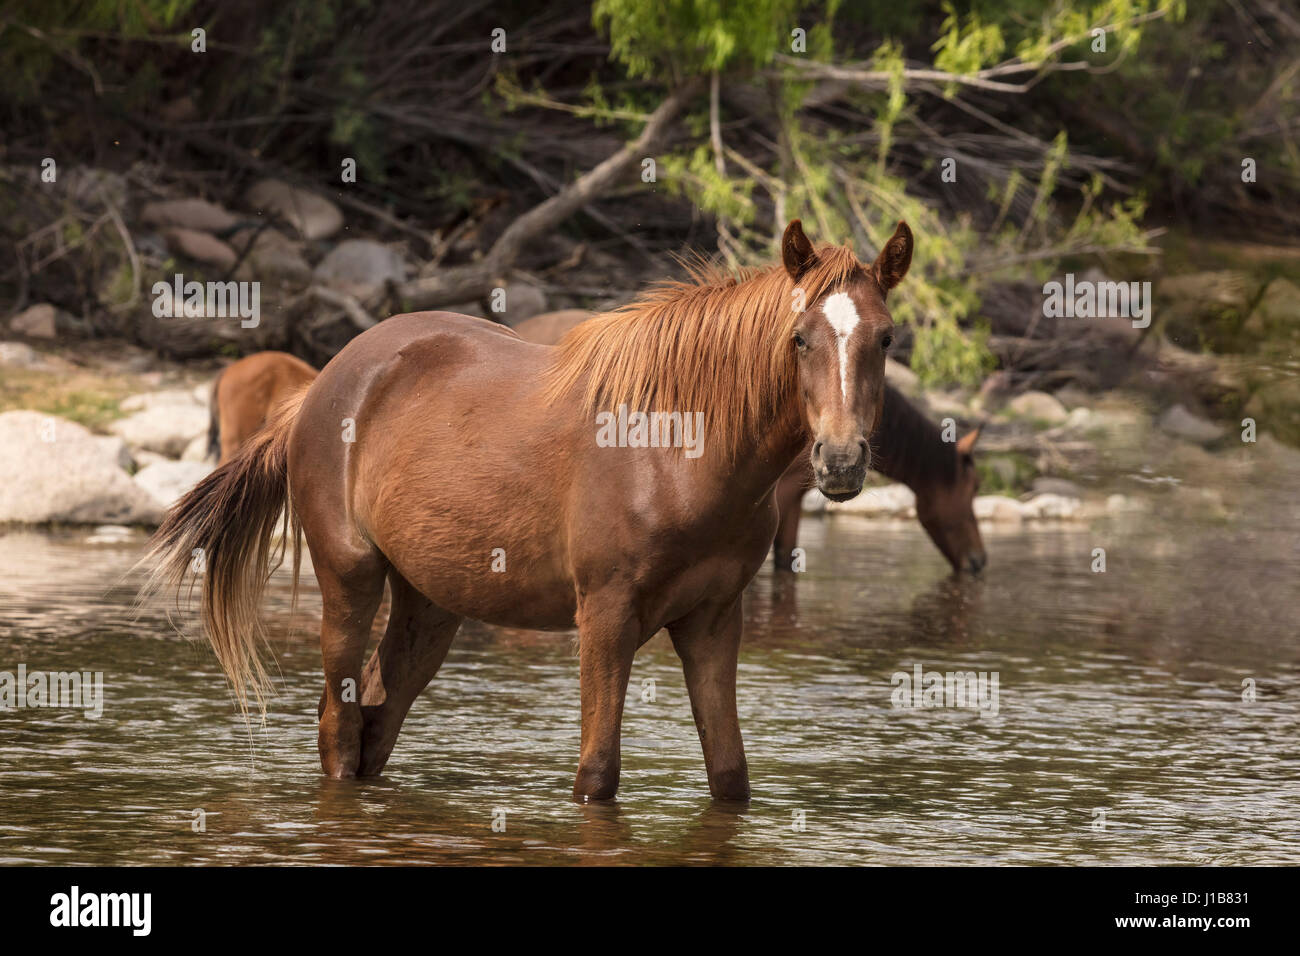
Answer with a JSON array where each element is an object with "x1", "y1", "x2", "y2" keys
[
  {"x1": 881, "y1": 334, "x2": 893, "y2": 351},
  {"x1": 793, "y1": 332, "x2": 807, "y2": 350}
]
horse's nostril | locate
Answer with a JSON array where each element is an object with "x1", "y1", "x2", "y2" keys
[{"x1": 812, "y1": 441, "x2": 824, "y2": 461}]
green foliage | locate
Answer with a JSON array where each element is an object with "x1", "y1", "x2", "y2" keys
[{"x1": 592, "y1": 0, "x2": 823, "y2": 80}]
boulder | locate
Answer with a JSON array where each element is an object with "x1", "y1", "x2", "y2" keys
[
  {"x1": 313, "y1": 239, "x2": 407, "y2": 300},
  {"x1": 1004, "y1": 390, "x2": 1069, "y2": 426},
  {"x1": 974, "y1": 495, "x2": 1024, "y2": 524},
  {"x1": 140, "y1": 198, "x2": 238, "y2": 234},
  {"x1": 1020, "y1": 493, "x2": 1082, "y2": 520},
  {"x1": 245, "y1": 179, "x2": 343, "y2": 240},
  {"x1": 1029, "y1": 477, "x2": 1083, "y2": 499},
  {"x1": 0, "y1": 411, "x2": 159, "y2": 524},
  {"x1": 134, "y1": 460, "x2": 212, "y2": 511},
  {"x1": 1158, "y1": 404, "x2": 1225, "y2": 445},
  {"x1": 229, "y1": 227, "x2": 312, "y2": 289},
  {"x1": 181, "y1": 433, "x2": 213, "y2": 463},
  {"x1": 162, "y1": 228, "x2": 238, "y2": 271},
  {"x1": 0, "y1": 342, "x2": 51, "y2": 370},
  {"x1": 484, "y1": 280, "x2": 548, "y2": 324},
  {"x1": 110, "y1": 391, "x2": 209, "y2": 457},
  {"x1": 826, "y1": 482, "x2": 916, "y2": 517},
  {"x1": 9, "y1": 303, "x2": 58, "y2": 338}
]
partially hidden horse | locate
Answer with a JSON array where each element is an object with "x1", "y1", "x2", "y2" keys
[
  {"x1": 208, "y1": 351, "x2": 318, "y2": 464},
  {"x1": 516, "y1": 311, "x2": 987, "y2": 576},
  {"x1": 774, "y1": 395, "x2": 986, "y2": 575},
  {"x1": 146, "y1": 218, "x2": 912, "y2": 801}
]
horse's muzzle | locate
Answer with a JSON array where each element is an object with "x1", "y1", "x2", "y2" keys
[{"x1": 813, "y1": 438, "x2": 869, "y2": 501}]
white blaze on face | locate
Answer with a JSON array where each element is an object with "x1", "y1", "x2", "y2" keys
[{"x1": 821, "y1": 292, "x2": 860, "y2": 404}]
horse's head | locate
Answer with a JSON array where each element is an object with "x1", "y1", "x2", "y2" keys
[
  {"x1": 784, "y1": 218, "x2": 912, "y2": 501},
  {"x1": 916, "y1": 426, "x2": 988, "y2": 575}
]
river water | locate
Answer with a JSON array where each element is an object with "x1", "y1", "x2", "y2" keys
[{"x1": 1, "y1": 467, "x2": 1298, "y2": 865}]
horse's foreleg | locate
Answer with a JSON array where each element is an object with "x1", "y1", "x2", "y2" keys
[
  {"x1": 356, "y1": 573, "x2": 461, "y2": 777},
  {"x1": 670, "y1": 600, "x2": 750, "y2": 801},
  {"x1": 315, "y1": 557, "x2": 387, "y2": 779},
  {"x1": 573, "y1": 598, "x2": 640, "y2": 801}
]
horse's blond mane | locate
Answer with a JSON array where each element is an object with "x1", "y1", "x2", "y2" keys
[{"x1": 542, "y1": 243, "x2": 869, "y2": 457}]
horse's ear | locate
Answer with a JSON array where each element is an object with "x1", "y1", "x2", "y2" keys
[
  {"x1": 956, "y1": 424, "x2": 982, "y2": 457},
  {"x1": 873, "y1": 221, "x2": 913, "y2": 293},
  {"x1": 782, "y1": 219, "x2": 817, "y2": 280}
]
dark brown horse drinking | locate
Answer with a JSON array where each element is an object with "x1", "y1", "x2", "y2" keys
[
  {"x1": 773, "y1": 389, "x2": 987, "y2": 575},
  {"x1": 145, "y1": 219, "x2": 913, "y2": 801}
]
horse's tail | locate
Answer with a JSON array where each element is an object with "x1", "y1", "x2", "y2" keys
[
  {"x1": 206, "y1": 367, "x2": 225, "y2": 462},
  {"x1": 141, "y1": 389, "x2": 306, "y2": 717}
]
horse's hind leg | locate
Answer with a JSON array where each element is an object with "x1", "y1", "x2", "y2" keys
[
  {"x1": 315, "y1": 551, "x2": 388, "y2": 778},
  {"x1": 356, "y1": 571, "x2": 461, "y2": 777}
]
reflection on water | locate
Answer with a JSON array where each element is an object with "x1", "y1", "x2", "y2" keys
[{"x1": 1, "y1": 482, "x2": 1298, "y2": 864}]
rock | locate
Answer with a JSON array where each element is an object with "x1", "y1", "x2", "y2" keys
[
  {"x1": 0, "y1": 411, "x2": 160, "y2": 524},
  {"x1": 133, "y1": 460, "x2": 212, "y2": 511},
  {"x1": 0, "y1": 342, "x2": 50, "y2": 369},
  {"x1": 229, "y1": 227, "x2": 312, "y2": 287},
  {"x1": 109, "y1": 393, "x2": 210, "y2": 458},
  {"x1": 1158, "y1": 404, "x2": 1225, "y2": 445},
  {"x1": 192, "y1": 382, "x2": 212, "y2": 405},
  {"x1": 140, "y1": 198, "x2": 238, "y2": 234},
  {"x1": 181, "y1": 433, "x2": 213, "y2": 463},
  {"x1": 974, "y1": 495, "x2": 1024, "y2": 524},
  {"x1": 9, "y1": 303, "x2": 58, "y2": 338},
  {"x1": 485, "y1": 280, "x2": 548, "y2": 324},
  {"x1": 1004, "y1": 390, "x2": 1069, "y2": 426},
  {"x1": 1020, "y1": 493, "x2": 1082, "y2": 520},
  {"x1": 245, "y1": 179, "x2": 343, "y2": 240},
  {"x1": 1029, "y1": 477, "x2": 1083, "y2": 498},
  {"x1": 131, "y1": 450, "x2": 171, "y2": 469},
  {"x1": 85, "y1": 524, "x2": 137, "y2": 544},
  {"x1": 162, "y1": 228, "x2": 238, "y2": 270},
  {"x1": 884, "y1": 358, "x2": 921, "y2": 397},
  {"x1": 826, "y1": 483, "x2": 916, "y2": 517},
  {"x1": 313, "y1": 239, "x2": 406, "y2": 300},
  {"x1": 119, "y1": 389, "x2": 205, "y2": 413},
  {"x1": 1053, "y1": 386, "x2": 1092, "y2": 410},
  {"x1": 926, "y1": 391, "x2": 974, "y2": 421},
  {"x1": 441, "y1": 300, "x2": 488, "y2": 319}
]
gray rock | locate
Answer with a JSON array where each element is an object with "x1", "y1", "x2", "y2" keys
[
  {"x1": 181, "y1": 433, "x2": 213, "y2": 463},
  {"x1": 313, "y1": 239, "x2": 407, "y2": 300},
  {"x1": 110, "y1": 392, "x2": 209, "y2": 457},
  {"x1": 1158, "y1": 404, "x2": 1225, "y2": 445},
  {"x1": 229, "y1": 227, "x2": 313, "y2": 289},
  {"x1": 1020, "y1": 493, "x2": 1082, "y2": 520},
  {"x1": 1005, "y1": 390, "x2": 1069, "y2": 425},
  {"x1": 140, "y1": 198, "x2": 238, "y2": 234},
  {"x1": 9, "y1": 303, "x2": 58, "y2": 338},
  {"x1": 245, "y1": 179, "x2": 343, "y2": 240},
  {"x1": 0, "y1": 342, "x2": 50, "y2": 369},
  {"x1": 0, "y1": 411, "x2": 160, "y2": 524},
  {"x1": 485, "y1": 280, "x2": 548, "y2": 324},
  {"x1": 1030, "y1": 477, "x2": 1083, "y2": 498},
  {"x1": 826, "y1": 482, "x2": 916, "y2": 517},
  {"x1": 974, "y1": 495, "x2": 1024, "y2": 524},
  {"x1": 162, "y1": 228, "x2": 238, "y2": 270},
  {"x1": 133, "y1": 460, "x2": 212, "y2": 511}
]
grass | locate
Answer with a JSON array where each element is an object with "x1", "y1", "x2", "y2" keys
[{"x1": 0, "y1": 367, "x2": 144, "y2": 432}]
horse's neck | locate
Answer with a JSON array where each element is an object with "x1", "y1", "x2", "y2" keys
[{"x1": 872, "y1": 385, "x2": 950, "y2": 492}]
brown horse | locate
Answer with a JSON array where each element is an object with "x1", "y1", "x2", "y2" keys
[
  {"x1": 146, "y1": 218, "x2": 913, "y2": 801},
  {"x1": 773, "y1": 390, "x2": 987, "y2": 575},
  {"x1": 516, "y1": 310, "x2": 986, "y2": 576},
  {"x1": 208, "y1": 351, "x2": 318, "y2": 463}
]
